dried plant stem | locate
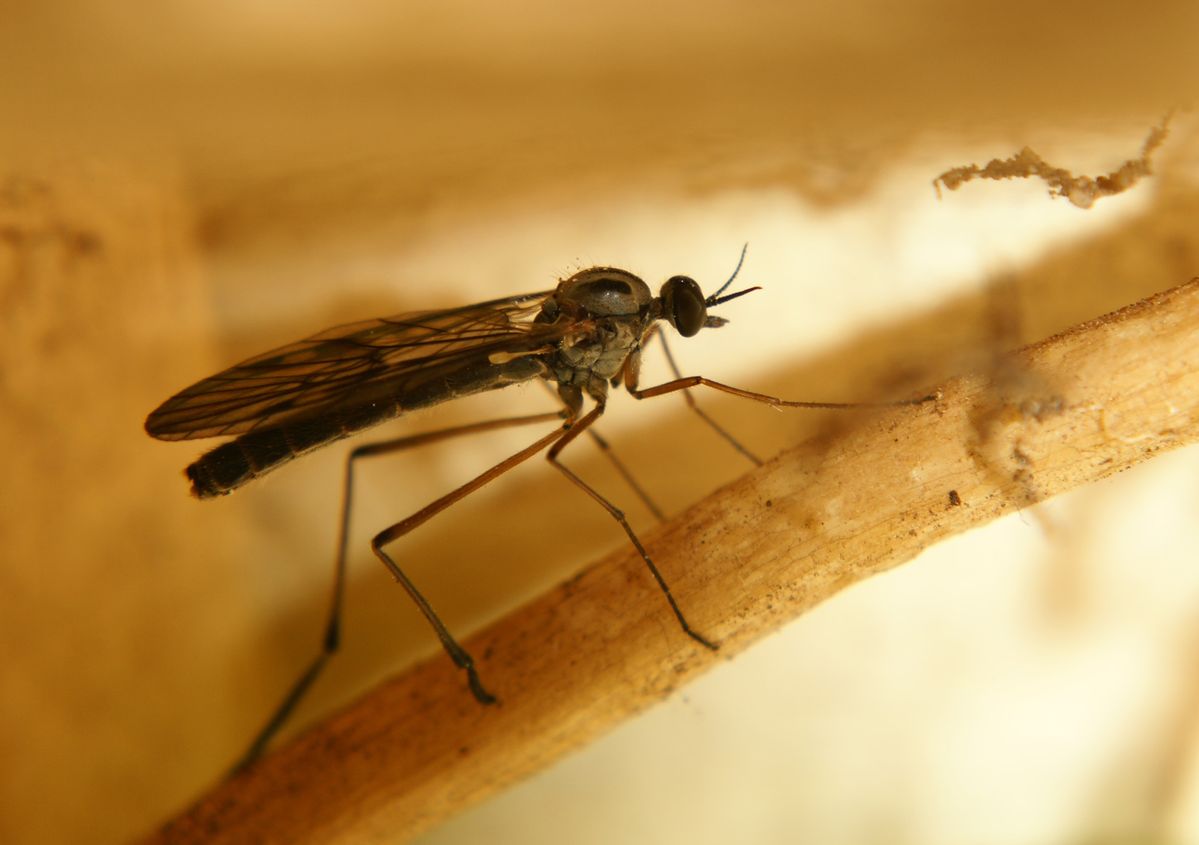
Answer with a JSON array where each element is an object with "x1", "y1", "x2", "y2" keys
[{"x1": 148, "y1": 278, "x2": 1199, "y2": 845}]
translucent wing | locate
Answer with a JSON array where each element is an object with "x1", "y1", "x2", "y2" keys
[{"x1": 146, "y1": 291, "x2": 565, "y2": 440}]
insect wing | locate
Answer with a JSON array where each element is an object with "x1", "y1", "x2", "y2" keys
[{"x1": 145, "y1": 291, "x2": 561, "y2": 440}]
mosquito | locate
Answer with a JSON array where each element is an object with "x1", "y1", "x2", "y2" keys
[{"x1": 145, "y1": 247, "x2": 931, "y2": 769}]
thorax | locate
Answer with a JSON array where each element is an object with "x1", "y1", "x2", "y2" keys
[{"x1": 536, "y1": 267, "x2": 655, "y2": 396}]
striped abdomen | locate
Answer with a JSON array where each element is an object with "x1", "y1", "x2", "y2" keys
[
  {"x1": 185, "y1": 356, "x2": 548, "y2": 498},
  {"x1": 187, "y1": 401, "x2": 398, "y2": 498}
]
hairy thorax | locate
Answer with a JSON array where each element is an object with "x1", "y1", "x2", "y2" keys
[{"x1": 537, "y1": 268, "x2": 656, "y2": 400}]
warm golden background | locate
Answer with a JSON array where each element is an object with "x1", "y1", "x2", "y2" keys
[{"x1": 3, "y1": 3, "x2": 1199, "y2": 844}]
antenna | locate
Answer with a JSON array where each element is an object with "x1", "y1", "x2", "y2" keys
[{"x1": 706, "y1": 243, "x2": 749, "y2": 304}]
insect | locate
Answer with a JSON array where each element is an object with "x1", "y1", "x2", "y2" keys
[{"x1": 145, "y1": 248, "x2": 930, "y2": 768}]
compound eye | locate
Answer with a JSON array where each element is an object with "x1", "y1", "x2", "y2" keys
[{"x1": 661, "y1": 275, "x2": 706, "y2": 337}]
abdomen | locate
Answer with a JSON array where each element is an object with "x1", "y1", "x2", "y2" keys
[
  {"x1": 187, "y1": 355, "x2": 548, "y2": 498},
  {"x1": 187, "y1": 401, "x2": 397, "y2": 497}
]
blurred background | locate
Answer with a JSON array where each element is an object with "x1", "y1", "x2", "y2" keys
[{"x1": 2, "y1": 3, "x2": 1199, "y2": 844}]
